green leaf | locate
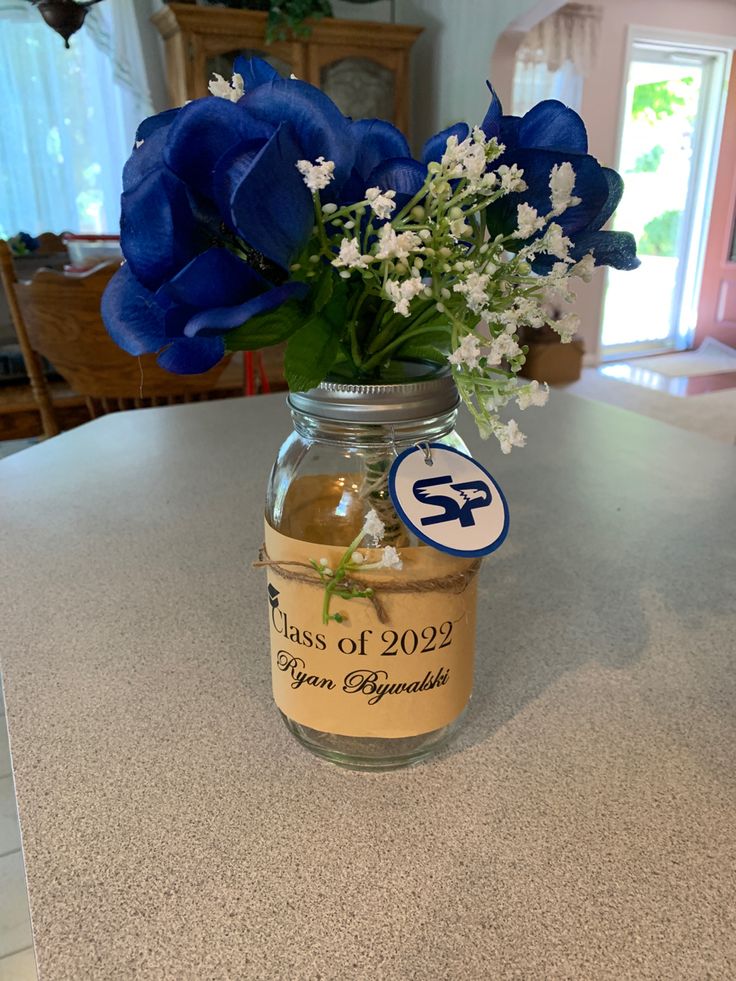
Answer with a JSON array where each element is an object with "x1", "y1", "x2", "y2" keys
[
  {"x1": 395, "y1": 328, "x2": 451, "y2": 366},
  {"x1": 224, "y1": 300, "x2": 304, "y2": 352},
  {"x1": 313, "y1": 264, "x2": 334, "y2": 312},
  {"x1": 285, "y1": 317, "x2": 341, "y2": 391},
  {"x1": 284, "y1": 278, "x2": 348, "y2": 391}
]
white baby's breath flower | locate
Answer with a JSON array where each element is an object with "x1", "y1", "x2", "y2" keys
[
  {"x1": 572, "y1": 252, "x2": 596, "y2": 282},
  {"x1": 484, "y1": 389, "x2": 514, "y2": 411},
  {"x1": 542, "y1": 222, "x2": 573, "y2": 260},
  {"x1": 362, "y1": 509, "x2": 385, "y2": 543},
  {"x1": 208, "y1": 72, "x2": 244, "y2": 102},
  {"x1": 332, "y1": 237, "x2": 371, "y2": 271},
  {"x1": 495, "y1": 419, "x2": 527, "y2": 454},
  {"x1": 516, "y1": 380, "x2": 550, "y2": 410},
  {"x1": 543, "y1": 262, "x2": 576, "y2": 303},
  {"x1": 513, "y1": 297, "x2": 546, "y2": 330},
  {"x1": 513, "y1": 203, "x2": 546, "y2": 240},
  {"x1": 449, "y1": 217, "x2": 472, "y2": 239},
  {"x1": 365, "y1": 186, "x2": 397, "y2": 220},
  {"x1": 375, "y1": 225, "x2": 422, "y2": 261},
  {"x1": 448, "y1": 334, "x2": 482, "y2": 370},
  {"x1": 376, "y1": 546, "x2": 403, "y2": 571},
  {"x1": 549, "y1": 162, "x2": 582, "y2": 216},
  {"x1": 475, "y1": 172, "x2": 499, "y2": 196},
  {"x1": 351, "y1": 551, "x2": 364, "y2": 565},
  {"x1": 442, "y1": 134, "x2": 488, "y2": 184},
  {"x1": 296, "y1": 156, "x2": 335, "y2": 193},
  {"x1": 552, "y1": 312, "x2": 580, "y2": 343},
  {"x1": 385, "y1": 271, "x2": 427, "y2": 317},
  {"x1": 486, "y1": 332, "x2": 522, "y2": 366},
  {"x1": 453, "y1": 272, "x2": 490, "y2": 314},
  {"x1": 497, "y1": 164, "x2": 527, "y2": 193}
]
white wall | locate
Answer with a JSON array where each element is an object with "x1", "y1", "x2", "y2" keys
[{"x1": 392, "y1": 0, "x2": 550, "y2": 147}]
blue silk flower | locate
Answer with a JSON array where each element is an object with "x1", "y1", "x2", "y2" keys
[
  {"x1": 102, "y1": 57, "x2": 415, "y2": 373},
  {"x1": 103, "y1": 59, "x2": 636, "y2": 373}
]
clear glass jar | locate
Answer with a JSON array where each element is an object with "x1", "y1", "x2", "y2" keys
[{"x1": 264, "y1": 363, "x2": 478, "y2": 770}]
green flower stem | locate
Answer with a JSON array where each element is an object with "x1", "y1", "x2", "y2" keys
[
  {"x1": 361, "y1": 324, "x2": 448, "y2": 373},
  {"x1": 347, "y1": 288, "x2": 369, "y2": 366},
  {"x1": 321, "y1": 524, "x2": 375, "y2": 624},
  {"x1": 312, "y1": 194, "x2": 332, "y2": 252},
  {"x1": 392, "y1": 177, "x2": 433, "y2": 225},
  {"x1": 364, "y1": 301, "x2": 435, "y2": 358}
]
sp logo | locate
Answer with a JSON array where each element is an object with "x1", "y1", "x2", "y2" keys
[
  {"x1": 388, "y1": 443, "x2": 509, "y2": 557},
  {"x1": 412, "y1": 475, "x2": 492, "y2": 528}
]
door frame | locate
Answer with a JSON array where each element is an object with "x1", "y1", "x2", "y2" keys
[{"x1": 695, "y1": 49, "x2": 736, "y2": 347}]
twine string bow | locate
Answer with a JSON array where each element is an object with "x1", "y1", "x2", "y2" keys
[{"x1": 254, "y1": 546, "x2": 481, "y2": 625}]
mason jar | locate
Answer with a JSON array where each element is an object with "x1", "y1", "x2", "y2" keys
[{"x1": 263, "y1": 362, "x2": 480, "y2": 770}]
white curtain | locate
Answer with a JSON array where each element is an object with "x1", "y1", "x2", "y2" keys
[
  {"x1": 512, "y1": 59, "x2": 585, "y2": 116},
  {"x1": 517, "y1": 3, "x2": 602, "y2": 76},
  {"x1": 0, "y1": 1, "x2": 153, "y2": 239},
  {"x1": 512, "y1": 3, "x2": 601, "y2": 116}
]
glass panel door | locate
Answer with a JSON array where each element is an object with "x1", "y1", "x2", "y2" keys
[{"x1": 601, "y1": 41, "x2": 726, "y2": 353}]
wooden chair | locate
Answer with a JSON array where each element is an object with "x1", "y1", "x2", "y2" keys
[{"x1": 0, "y1": 239, "x2": 230, "y2": 438}]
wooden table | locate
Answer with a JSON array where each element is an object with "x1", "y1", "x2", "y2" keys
[{"x1": 1, "y1": 393, "x2": 734, "y2": 979}]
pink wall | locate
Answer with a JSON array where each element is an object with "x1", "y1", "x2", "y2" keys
[{"x1": 493, "y1": 0, "x2": 736, "y2": 360}]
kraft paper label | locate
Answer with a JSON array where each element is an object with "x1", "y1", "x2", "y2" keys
[{"x1": 264, "y1": 522, "x2": 478, "y2": 738}]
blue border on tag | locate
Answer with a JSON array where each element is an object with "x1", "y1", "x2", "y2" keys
[{"x1": 388, "y1": 443, "x2": 510, "y2": 558}]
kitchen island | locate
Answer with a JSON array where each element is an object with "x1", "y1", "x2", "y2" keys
[{"x1": 1, "y1": 392, "x2": 734, "y2": 979}]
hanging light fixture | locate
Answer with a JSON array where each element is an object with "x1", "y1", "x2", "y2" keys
[{"x1": 23, "y1": 0, "x2": 106, "y2": 49}]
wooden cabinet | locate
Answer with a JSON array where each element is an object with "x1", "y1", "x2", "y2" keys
[{"x1": 152, "y1": 3, "x2": 421, "y2": 135}]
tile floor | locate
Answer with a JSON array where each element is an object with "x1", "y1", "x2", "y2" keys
[{"x1": 0, "y1": 685, "x2": 36, "y2": 981}]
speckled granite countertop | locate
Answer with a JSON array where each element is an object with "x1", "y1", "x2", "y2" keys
[{"x1": 1, "y1": 393, "x2": 734, "y2": 980}]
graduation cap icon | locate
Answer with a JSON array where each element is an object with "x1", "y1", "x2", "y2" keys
[{"x1": 267, "y1": 584, "x2": 280, "y2": 609}]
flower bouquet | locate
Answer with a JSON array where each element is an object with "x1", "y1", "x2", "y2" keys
[
  {"x1": 102, "y1": 58, "x2": 638, "y2": 768},
  {"x1": 102, "y1": 56, "x2": 638, "y2": 453}
]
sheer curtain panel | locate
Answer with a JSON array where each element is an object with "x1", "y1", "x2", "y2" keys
[{"x1": 0, "y1": 2, "x2": 153, "y2": 239}]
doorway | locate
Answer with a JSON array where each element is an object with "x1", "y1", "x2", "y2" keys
[{"x1": 600, "y1": 34, "x2": 730, "y2": 355}]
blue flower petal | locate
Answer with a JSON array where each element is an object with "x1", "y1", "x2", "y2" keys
[
  {"x1": 240, "y1": 78, "x2": 355, "y2": 194},
  {"x1": 101, "y1": 264, "x2": 168, "y2": 356},
  {"x1": 157, "y1": 336, "x2": 225, "y2": 374},
  {"x1": 422, "y1": 123, "x2": 470, "y2": 165},
  {"x1": 164, "y1": 98, "x2": 273, "y2": 199},
  {"x1": 570, "y1": 230, "x2": 640, "y2": 270},
  {"x1": 519, "y1": 100, "x2": 588, "y2": 154},
  {"x1": 234, "y1": 55, "x2": 281, "y2": 89},
  {"x1": 160, "y1": 247, "x2": 269, "y2": 309},
  {"x1": 480, "y1": 83, "x2": 503, "y2": 139},
  {"x1": 123, "y1": 112, "x2": 179, "y2": 191},
  {"x1": 591, "y1": 167, "x2": 624, "y2": 229},
  {"x1": 135, "y1": 108, "x2": 180, "y2": 143},
  {"x1": 352, "y1": 119, "x2": 411, "y2": 179},
  {"x1": 119, "y1": 168, "x2": 203, "y2": 291},
  {"x1": 503, "y1": 148, "x2": 610, "y2": 236},
  {"x1": 184, "y1": 281, "x2": 308, "y2": 337},
  {"x1": 367, "y1": 158, "x2": 428, "y2": 201},
  {"x1": 499, "y1": 115, "x2": 521, "y2": 148},
  {"x1": 215, "y1": 123, "x2": 314, "y2": 270}
]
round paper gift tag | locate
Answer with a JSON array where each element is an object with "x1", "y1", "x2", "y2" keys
[{"x1": 388, "y1": 443, "x2": 509, "y2": 557}]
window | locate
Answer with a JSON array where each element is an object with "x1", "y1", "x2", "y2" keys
[{"x1": 0, "y1": 6, "x2": 152, "y2": 239}]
